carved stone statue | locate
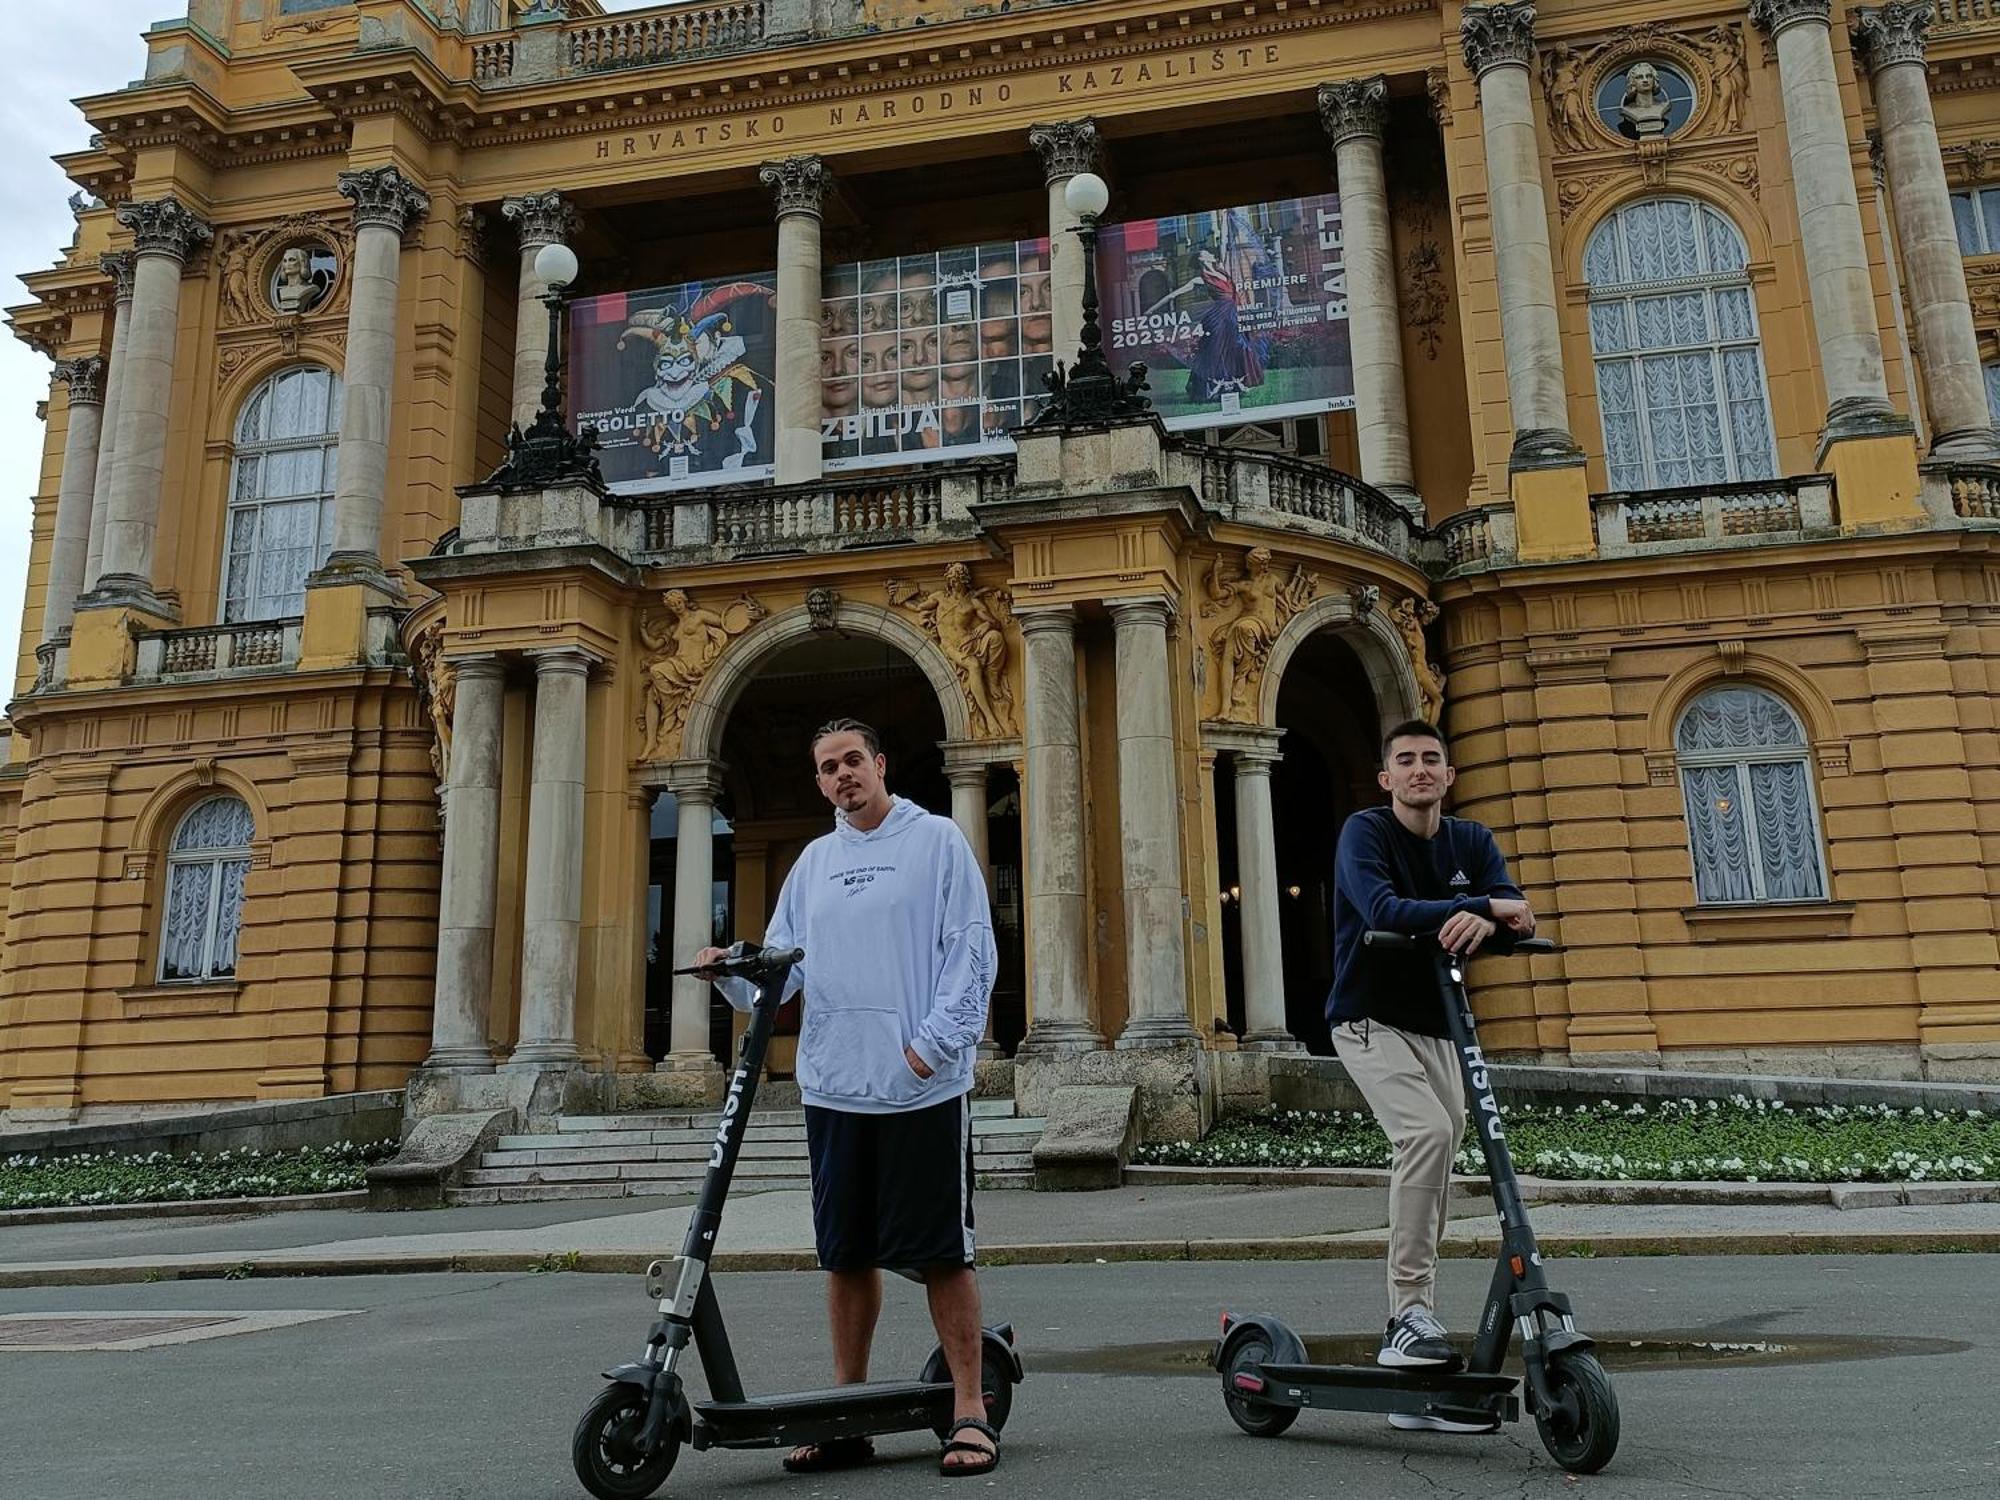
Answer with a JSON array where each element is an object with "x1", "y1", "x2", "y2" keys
[
  {"x1": 1390, "y1": 595, "x2": 1446, "y2": 722},
  {"x1": 1202, "y1": 547, "x2": 1317, "y2": 721},
  {"x1": 1704, "y1": 27, "x2": 1748, "y2": 135},
  {"x1": 218, "y1": 231, "x2": 260, "y2": 327},
  {"x1": 638, "y1": 590, "x2": 766, "y2": 761},
  {"x1": 1620, "y1": 61, "x2": 1672, "y2": 139},
  {"x1": 415, "y1": 623, "x2": 454, "y2": 784},
  {"x1": 886, "y1": 564, "x2": 1015, "y2": 739},
  {"x1": 1541, "y1": 42, "x2": 1596, "y2": 154}
]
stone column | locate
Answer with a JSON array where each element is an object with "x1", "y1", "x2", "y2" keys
[
  {"x1": 661, "y1": 761, "x2": 726, "y2": 1076},
  {"x1": 1229, "y1": 734, "x2": 1294, "y2": 1050},
  {"x1": 760, "y1": 156, "x2": 831, "y2": 485},
  {"x1": 427, "y1": 657, "x2": 505, "y2": 1072},
  {"x1": 43, "y1": 358, "x2": 106, "y2": 643},
  {"x1": 500, "y1": 190, "x2": 579, "y2": 434},
  {"x1": 324, "y1": 165, "x2": 431, "y2": 581},
  {"x1": 1013, "y1": 606, "x2": 1102, "y2": 1054},
  {"x1": 507, "y1": 648, "x2": 591, "y2": 1071},
  {"x1": 1029, "y1": 118, "x2": 1101, "y2": 363},
  {"x1": 1460, "y1": 6, "x2": 1577, "y2": 465},
  {"x1": 1854, "y1": 4, "x2": 2000, "y2": 461},
  {"x1": 1109, "y1": 597, "x2": 1197, "y2": 1048},
  {"x1": 1318, "y1": 77, "x2": 1420, "y2": 516},
  {"x1": 83, "y1": 252, "x2": 134, "y2": 593},
  {"x1": 1752, "y1": 0, "x2": 1898, "y2": 446},
  {"x1": 91, "y1": 197, "x2": 212, "y2": 611},
  {"x1": 944, "y1": 752, "x2": 1001, "y2": 1059}
]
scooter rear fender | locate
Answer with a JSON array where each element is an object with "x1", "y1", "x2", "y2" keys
[
  {"x1": 1212, "y1": 1313, "x2": 1309, "y2": 1372},
  {"x1": 919, "y1": 1324, "x2": 1027, "y2": 1386}
]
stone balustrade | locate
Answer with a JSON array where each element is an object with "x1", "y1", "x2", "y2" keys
[
  {"x1": 1929, "y1": 463, "x2": 2000, "y2": 521},
  {"x1": 469, "y1": 1, "x2": 767, "y2": 85},
  {"x1": 626, "y1": 466, "x2": 1000, "y2": 557},
  {"x1": 470, "y1": 35, "x2": 515, "y2": 82},
  {"x1": 141, "y1": 620, "x2": 300, "y2": 680},
  {"x1": 1930, "y1": 0, "x2": 1996, "y2": 30},
  {"x1": 1197, "y1": 447, "x2": 1415, "y2": 560},
  {"x1": 1592, "y1": 476, "x2": 1834, "y2": 555}
]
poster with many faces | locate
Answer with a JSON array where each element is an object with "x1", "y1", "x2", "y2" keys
[{"x1": 818, "y1": 239, "x2": 1054, "y2": 469}]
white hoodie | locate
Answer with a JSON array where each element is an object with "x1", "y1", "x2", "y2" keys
[{"x1": 714, "y1": 795, "x2": 997, "y2": 1113}]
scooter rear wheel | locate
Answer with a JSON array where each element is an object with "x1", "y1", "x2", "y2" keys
[
  {"x1": 1219, "y1": 1330, "x2": 1300, "y2": 1438},
  {"x1": 1534, "y1": 1352, "x2": 1619, "y2": 1474},
  {"x1": 572, "y1": 1382, "x2": 682, "y2": 1500},
  {"x1": 926, "y1": 1340, "x2": 1016, "y2": 1437}
]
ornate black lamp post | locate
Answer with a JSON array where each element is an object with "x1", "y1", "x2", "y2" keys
[
  {"x1": 1031, "y1": 170, "x2": 1153, "y2": 427},
  {"x1": 490, "y1": 240, "x2": 603, "y2": 487}
]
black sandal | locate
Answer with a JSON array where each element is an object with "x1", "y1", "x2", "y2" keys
[
  {"x1": 939, "y1": 1417, "x2": 1000, "y2": 1477},
  {"x1": 782, "y1": 1435, "x2": 874, "y2": 1473}
]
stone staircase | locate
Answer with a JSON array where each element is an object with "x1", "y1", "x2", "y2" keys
[{"x1": 449, "y1": 1098, "x2": 1043, "y2": 1205}]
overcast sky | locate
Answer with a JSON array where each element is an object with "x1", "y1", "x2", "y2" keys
[{"x1": 0, "y1": 1, "x2": 660, "y2": 703}]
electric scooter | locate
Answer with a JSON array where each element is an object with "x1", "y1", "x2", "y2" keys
[
  {"x1": 1214, "y1": 932, "x2": 1620, "y2": 1474},
  {"x1": 571, "y1": 941, "x2": 1024, "y2": 1500}
]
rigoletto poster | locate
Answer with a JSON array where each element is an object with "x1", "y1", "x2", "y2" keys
[{"x1": 566, "y1": 195, "x2": 1353, "y2": 494}]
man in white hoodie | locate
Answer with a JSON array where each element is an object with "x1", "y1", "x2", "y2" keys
[{"x1": 696, "y1": 717, "x2": 1000, "y2": 1476}]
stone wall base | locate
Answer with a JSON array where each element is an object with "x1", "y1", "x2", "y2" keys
[
  {"x1": 1014, "y1": 1042, "x2": 1213, "y2": 1143},
  {"x1": 1921, "y1": 1043, "x2": 2000, "y2": 1084},
  {"x1": 405, "y1": 1064, "x2": 600, "y2": 1131}
]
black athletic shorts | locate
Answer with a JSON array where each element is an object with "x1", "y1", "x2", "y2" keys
[{"x1": 803, "y1": 1093, "x2": 976, "y2": 1273}]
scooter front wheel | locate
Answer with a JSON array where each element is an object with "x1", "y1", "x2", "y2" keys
[
  {"x1": 572, "y1": 1381, "x2": 682, "y2": 1500},
  {"x1": 1534, "y1": 1352, "x2": 1619, "y2": 1474}
]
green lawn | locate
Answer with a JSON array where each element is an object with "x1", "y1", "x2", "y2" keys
[
  {"x1": 1, "y1": 1139, "x2": 398, "y2": 1211},
  {"x1": 1135, "y1": 1098, "x2": 2000, "y2": 1183}
]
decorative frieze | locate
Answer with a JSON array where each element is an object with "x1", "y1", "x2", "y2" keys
[
  {"x1": 53, "y1": 356, "x2": 106, "y2": 407},
  {"x1": 115, "y1": 196, "x2": 213, "y2": 263},
  {"x1": 1028, "y1": 118, "x2": 1101, "y2": 182},
  {"x1": 1316, "y1": 76, "x2": 1388, "y2": 148},
  {"x1": 1460, "y1": 4, "x2": 1539, "y2": 78},
  {"x1": 1750, "y1": 0, "x2": 1833, "y2": 42},
  {"x1": 757, "y1": 155, "x2": 831, "y2": 219},
  {"x1": 1851, "y1": 4, "x2": 1930, "y2": 72},
  {"x1": 336, "y1": 166, "x2": 431, "y2": 238},
  {"x1": 501, "y1": 189, "x2": 578, "y2": 250}
]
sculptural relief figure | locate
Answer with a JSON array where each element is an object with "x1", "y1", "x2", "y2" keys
[
  {"x1": 1390, "y1": 595, "x2": 1447, "y2": 723},
  {"x1": 1202, "y1": 547, "x2": 1317, "y2": 721},
  {"x1": 219, "y1": 233, "x2": 259, "y2": 326},
  {"x1": 1620, "y1": 62, "x2": 1672, "y2": 140},
  {"x1": 1705, "y1": 27, "x2": 1747, "y2": 135},
  {"x1": 886, "y1": 564, "x2": 1016, "y2": 739},
  {"x1": 638, "y1": 590, "x2": 766, "y2": 761},
  {"x1": 1542, "y1": 42, "x2": 1597, "y2": 154},
  {"x1": 415, "y1": 624, "x2": 454, "y2": 784}
]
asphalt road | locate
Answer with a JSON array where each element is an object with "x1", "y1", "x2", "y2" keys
[{"x1": 3, "y1": 1255, "x2": 1997, "y2": 1499}]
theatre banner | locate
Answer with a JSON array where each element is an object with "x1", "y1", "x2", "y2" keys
[
  {"x1": 1096, "y1": 194, "x2": 1354, "y2": 429},
  {"x1": 818, "y1": 239, "x2": 1054, "y2": 471},
  {"x1": 569, "y1": 275, "x2": 780, "y2": 490}
]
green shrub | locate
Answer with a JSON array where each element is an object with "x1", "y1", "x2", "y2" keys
[
  {"x1": 1134, "y1": 1098, "x2": 2000, "y2": 1183},
  {"x1": 0, "y1": 1139, "x2": 398, "y2": 1210}
]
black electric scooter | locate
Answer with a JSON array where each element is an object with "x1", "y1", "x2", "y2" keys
[
  {"x1": 1214, "y1": 932, "x2": 1620, "y2": 1474},
  {"x1": 571, "y1": 941, "x2": 1024, "y2": 1500}
]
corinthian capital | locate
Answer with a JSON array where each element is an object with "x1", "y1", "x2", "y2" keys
[
  {"x1": 114, "y1": 197, "x2": 213, "y2": 264},
  {"x1": 1460, "y1": 4, "x2": 1539, "y2": 77},
  {"x1": 53, "y1": 355, "x2": 106, "y2": 407},
  {"x1": 501, "y1": 190, "x2": 578, "y2": 251},
  {"x1": 1850, "y1": 3, "x2": 1929, "y2": 72},
  {"x1": 759, "y1": 156, "x2": 832, "y2": 219},
  {"x1": 1028, "y1": 118, "x2": 1102, "y2": 183},
  {"x1": 1317, "y1": 76, "x2": 1389, "y2": 147},
  {"x1": 98, "y1": 250, "x2": 137, "y2": 302},
  {"x1": 1750, "y1": 0, "x2": 1833, "y2": 41},
  {"x1": 338, "y1": 165, "x2": 432, "y2": 238}
]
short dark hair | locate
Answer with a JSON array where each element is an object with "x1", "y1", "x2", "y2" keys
[
  {"x1": 810, "y1": 717, "x2": 883, "y2": 761},
  {"x1": 1381, "y1": 718, "x2": 1446, "y2": 765}
]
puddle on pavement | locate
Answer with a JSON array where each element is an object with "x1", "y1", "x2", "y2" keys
[{"x1": 1038, "y1": 1330, "x2": 1969, "y2": 1376}]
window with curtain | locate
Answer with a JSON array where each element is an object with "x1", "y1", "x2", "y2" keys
[
  {"x1": 159, "y1": 797, "x2": 256, "y2": 983},
  {"x1": 1950, "y1": 187, "x2": 2000, "y2": 257},
  {"x1": 224, "y1": 366, "x2": 343, "y2": 623},
  {"x1": 1583, "y1": 198, "x2": 1778, "y2": 491},
  {"x1": 1675, "y1": 686, "x2": 1827, "y2": 906}
]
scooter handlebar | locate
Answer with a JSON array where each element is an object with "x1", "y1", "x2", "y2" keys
[
  {"x1": 1363, "y1": 930, "x2": 1556, "y2": 954},
  {"x1": 671, "y1": 941, "x2": 806, "y2": 978}
]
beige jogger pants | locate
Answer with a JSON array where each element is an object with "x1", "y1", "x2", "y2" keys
[{"x1": 1333, "y1": 1017, "x2": 1466, "y2": 1317}]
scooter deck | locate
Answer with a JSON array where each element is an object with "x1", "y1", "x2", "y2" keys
[
  {"x1": 1246, "y1": 1362, "x2": 1521, "y2": 1423},
  {"x1": 693, "y1": 1379, "x2": 955, "y2": 1450}
]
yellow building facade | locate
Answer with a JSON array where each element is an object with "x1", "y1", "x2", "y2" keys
[{"x1": 3, "y1": 0, "x2": 1998, "y2": 1133}]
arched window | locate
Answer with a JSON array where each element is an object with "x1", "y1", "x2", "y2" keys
[
  {"x1": 224, "y1": 366, "x2": 342, "y2": 623},
  {"x1": 1675, "y1": 687, "x2": 1826, "y2": 905},
  {"x1": 1584, "y1": 199, "x2": 1777, "y2": 491},
  {"x1": 160, "y1": 796, "x2": 256, "y2": 983}
]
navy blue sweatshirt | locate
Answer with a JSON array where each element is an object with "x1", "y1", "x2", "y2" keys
[{"x1": 1326, "y1": 806, "x2": 1524, "y2": 1038}]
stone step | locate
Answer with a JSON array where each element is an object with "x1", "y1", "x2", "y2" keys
[
  {"x1": 557, "y1": 1098, "x2": 1021, "y2": 1133},
  {"x1": 480, "y1": 1137, "x2": 1034, "y2": 1171}
]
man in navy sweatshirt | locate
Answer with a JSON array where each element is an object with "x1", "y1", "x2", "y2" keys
[
  {"x1": 697, "y1": 717, "x2": 1000, "y2": 1477},
  {"x1": 1329, "y1": 718, "x2": 1535, "y2": 1429}
]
